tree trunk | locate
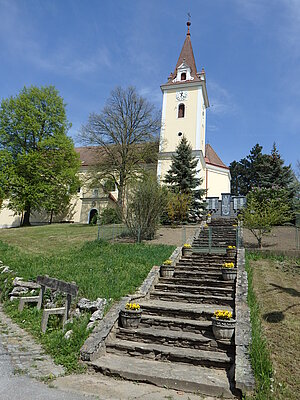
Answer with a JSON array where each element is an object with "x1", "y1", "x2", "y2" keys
[
  {"x1": 49, "y1": 210, "x2": 53, "y2": 224},
  {"x1": 22, "y1": 203, "x2": 31, "y2": 226},
  {"x1": 258, "y1": 237, "x2": 262, "y2": 249}
]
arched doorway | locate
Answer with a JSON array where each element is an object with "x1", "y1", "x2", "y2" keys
[{"x1": 88, "y1": 208, "x2": 98, "y2": 224}]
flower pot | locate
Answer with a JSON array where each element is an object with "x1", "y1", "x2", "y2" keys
[
  {"x1": 221, "y1": 268, "x2": 237, "y2": 281},
  {"x1": 226, "y1": 248, "x2": 236, "y2": 258},
  {"x1": 120, "y1": 308, "x2": 142, "y2": 328},
  {"x1": 160, "y1": 265, "x2": 175, "y2": 278},
  {"x1": 211, "y1": 316, "x2": 236, "y2": 340},
  {"x1": 182, "y1": 247, "x2": 193, "y2": 257}
]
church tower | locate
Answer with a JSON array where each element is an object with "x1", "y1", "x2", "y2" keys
[{"x1": 157, "y1": 21, "x2": 231, "y2": 199}]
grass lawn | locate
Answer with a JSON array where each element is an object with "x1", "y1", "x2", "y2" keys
[
  {"x1": 246, "y1": 252, "x2": 300, "y2": 400},
  {"x1": 0, "y1": 224, "x2": 175, "y2": 372},
  {"x1": 0, "y1": 223, "x2": 127, "y2": 255}
]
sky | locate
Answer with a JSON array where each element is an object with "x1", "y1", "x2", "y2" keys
[{"x1": 0, "y1": 0, "x2": 299, "y2": 170}]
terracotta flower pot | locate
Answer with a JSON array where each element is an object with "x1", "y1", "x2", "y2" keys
[
  {"x1": 211, "y1": 316, "x2": 236, "y2": 340},
  {"x1": 160, "y1": 265, "x2": 175, "y2": 278},
  {"x1": 120, "y1": 308, "x2": 142, "y2": 328},
  {"x1": 221, "y1": 268, "x2": 237, "y2": 281}
]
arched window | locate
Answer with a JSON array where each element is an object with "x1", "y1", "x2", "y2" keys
[
  {"x1": 181, "y1": 72, "x2": 186, "y2": 80},
  {"x1": 178, "y1": 103, "x2": 185, "y2": 118}
]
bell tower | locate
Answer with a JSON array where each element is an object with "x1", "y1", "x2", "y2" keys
[{"x1": 157, "y1": 21, "x2": 209, "y2": 186}]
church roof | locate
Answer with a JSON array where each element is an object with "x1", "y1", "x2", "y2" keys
[
  {"x1": 75, "y1": 146, "x2": 104, "y2": 167},
  {"x1": 166, "y1": 22, "x2": 202, "y2": 85},
  {"x1": 75, "y1": 142, "x2": 159, "y2": 167},
  {"x1": 205, "y1": 144, "x2": 229, "y2": 170}
]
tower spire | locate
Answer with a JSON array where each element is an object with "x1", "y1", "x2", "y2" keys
[{"x1": 187, "y1": 13, "x2": 191, "y2": 36}]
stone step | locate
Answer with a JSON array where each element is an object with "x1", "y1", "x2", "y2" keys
[
  {"x1": 154, "y1": 283, "x2": 234, "y2": 297},
  {"x1": 140, "y1": 313, "x2": 212, "y2": 334},
  {"x1": 150, "y1": 291, "x2": 234, "y2": 306},
  {"x1": 90, "y1": 354, "x2": 236, "y2": 398},
  {"x1": 139, "y1": 299, "x2": 234, "y2": 321},
  {"x1": 116, "y1": 327, "x2": 233, "y2": 353},
  {"x1": 175, "y1": 265, "x2": 223, "y2": 272},
  {"x1": 159, "y1": 277, "x2": 234, "y2": 288},
  {"x1": 106, "y1": 339, "x2": 233, "y2": 368},
  {"x1": 174, "y1": 270, "x2": 222, "y2": 279}
]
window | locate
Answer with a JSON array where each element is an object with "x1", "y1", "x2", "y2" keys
[
  {"x1": 178, "y1": 103, "x2": 185, "y2": 118},
  {"x1": 92, "y1": 189, "x2": 99, "y2": 198},
  {"x1": 181, "y1": 72, "x2": 186, "y2": 80}
]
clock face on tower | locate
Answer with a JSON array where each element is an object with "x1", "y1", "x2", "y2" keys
[{"x1": 176, "y1": 91, "x2": 187, "y2": 101}]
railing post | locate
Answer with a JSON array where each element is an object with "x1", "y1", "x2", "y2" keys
[
  {"x1": 208, "y1": 226, "x2": 212, "y2": 254},
  {"x1": 182, "y1": 226, "x2": 186, "y2": 245}
]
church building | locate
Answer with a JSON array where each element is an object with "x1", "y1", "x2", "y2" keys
[
  {"x1": 157, "y1": 21, "x2": 231, "y2": 198},
  {"x1": 0, "y1": 21, "x2": 231, "y2": 228}
]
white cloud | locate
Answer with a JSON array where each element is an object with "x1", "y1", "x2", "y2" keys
[{"x1": 0, "y1": 0, "x2": 111, "y2": 79}]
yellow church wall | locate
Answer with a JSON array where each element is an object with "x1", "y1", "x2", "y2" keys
[
  {"x1": 161, "y1": 86, "x2": 203, "y2": 153},
  {"x1": 0, "y1": 200, "x2": 21, "y2": 228},
  {"x1": 206, "y1": 166, "x2": 231, "y2": 198}
]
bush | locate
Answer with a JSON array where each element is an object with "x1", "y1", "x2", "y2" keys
[
  {"x1": 99, "y1": 207, "x2": 121, "y2": 225},
  {"x1": 124, "y1": 174, "x2": 168, "y2": 242}
]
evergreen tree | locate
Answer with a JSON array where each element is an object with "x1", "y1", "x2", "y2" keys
[
  {"x1": 164, "y1": 136, "x2": 206, "y2": 221},
  {"x1": 230, "y1": 143, "x2": 294, "y2": 197}
]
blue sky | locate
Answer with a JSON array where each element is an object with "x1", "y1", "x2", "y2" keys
[{"x1": 0, "y1": 0, "x2": 299, "y2": 170}]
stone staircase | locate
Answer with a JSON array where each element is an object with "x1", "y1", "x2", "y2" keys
[
  {"x1": 89, "y1": 220, "x2": 239, "y2": 398},
  {"x1": 193, "y1": 218, "x2": 237, "y2": 249}
]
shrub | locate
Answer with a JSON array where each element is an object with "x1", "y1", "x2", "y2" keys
[{"x1": 99, "y1": 207, "x2": 121, "y2": 225}]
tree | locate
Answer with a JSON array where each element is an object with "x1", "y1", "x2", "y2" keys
[
  {"x1": 230, "y1": 143, "x2": 294, "y2": 197},
  {"x1": 0, "y1": 85, "x2": 80, "y2": 226},
  {"x1": 80, "y1": 86, "x2": 160, "y2": 214},
  {"x1": 240, "y1": 187, "x2": 292, "y2": 248},
  {"x1": 164, "y1": 136, "x2": 206, "y2": 222},
  {"x1": 124, "y1": 174, "x2": 168, "y2": 242}
]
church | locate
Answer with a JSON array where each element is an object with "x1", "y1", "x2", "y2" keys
[
  {"x1": 0, "y1": 22, "x2": 231, "y2": 228},
  {"x1": 157, "y1": 21, "x2": 231, "y2": 198}
]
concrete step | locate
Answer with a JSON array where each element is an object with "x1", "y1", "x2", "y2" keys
[
  {"x1": 155, "y1": 283, "x2": 234, "y2": 297},
  {"x1": 159, "y1": 276, "x2": 234, "y2": 288},
  {"x1": 116, "y1": 327, "x2": 234, "y2": 353},
  {"x1": 106, "y1": 339, "x2": 233, "y2": 368},
  {"x1": 139, "y1": 299, "x2": 234, "y2": 321},
  {"x1": 150, "y1": 291, "x2": 234, "y2": 306},
  {"x1": 140, "y1": 313, "x2": 212, "y2": 334},
  {"x1": 90, "y1": 354, "x2": 236, "y2": 398}
]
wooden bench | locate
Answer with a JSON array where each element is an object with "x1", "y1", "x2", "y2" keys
[{"x1": 18, "y1": 275, "x2": 78, "y2": 333}]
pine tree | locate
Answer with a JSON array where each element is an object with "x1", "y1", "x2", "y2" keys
[{"x1": 164, "y1": 136, "x2": 206, "y2": 221}]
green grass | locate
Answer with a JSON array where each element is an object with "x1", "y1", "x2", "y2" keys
[
  {"x1": 0, "y1": 230, "x2": 175, "y2": 372},
  {"x1": 244, "y1": 252, "x2": 299, "y2": 399},
  {"x1": 0, "y1": 223, "x2": 128, "y2": 255},
  {"x1": 244, "y1": 253, "x2": 274, "y2": 399},
  {"x1": 0, "y1": 239, "x2": 174, "y2": 300}
]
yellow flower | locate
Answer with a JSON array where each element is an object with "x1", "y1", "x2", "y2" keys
[
  {"x1": 214, "y1": 310, "x2": 233, "y2": 320},
  {"x1": 125, "y1": 302, "x2": 140, "y2": 311},
  {"x1": 183, "y1": 244, "x2": 192, "y2": 248},
  {"x1": 162, "y1": 259, "x2": 172, "y2": 265},
  {"x1": 222, "y1": 262, "x2": 235, "y2": 268},
  {"x1": 227, "y1": 245, "x2": 236, "y2": 249}
]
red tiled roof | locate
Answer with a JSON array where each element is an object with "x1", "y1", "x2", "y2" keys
[
  {"x1": 205, "y1": 144, "x2": 229, "y2": 170},
  {"x1": 167, "y1": 25, "x2": 201, "y2": 85}
]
